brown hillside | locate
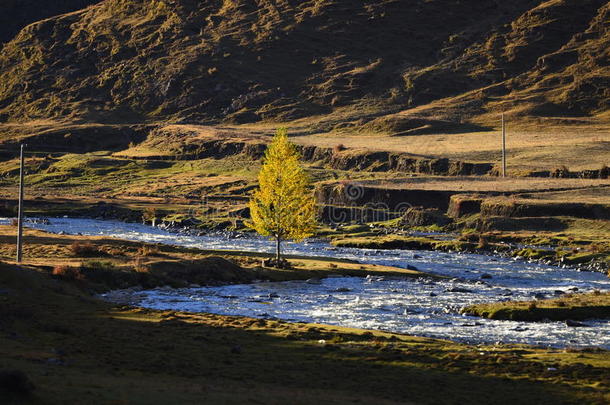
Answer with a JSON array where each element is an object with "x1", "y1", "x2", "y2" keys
[{"x1": 0, "y1": 0, "x2": 607, "y2": 129}]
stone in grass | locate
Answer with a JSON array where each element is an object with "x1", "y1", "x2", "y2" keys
[
  {"x1": 0, "y1": 369, "x2": 35, "y2": 395},
  {"x1": 262, "y1": 258, "x2": 292, "y2": 269}
]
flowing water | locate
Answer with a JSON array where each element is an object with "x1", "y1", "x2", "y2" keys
[{"x1": 10, "y1": 217, "x2": 610, "y2": 348}]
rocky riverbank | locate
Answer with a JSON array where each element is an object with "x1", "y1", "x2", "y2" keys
[{"x1": 328, "y1": 232, "x2": 610, "y2": 275}]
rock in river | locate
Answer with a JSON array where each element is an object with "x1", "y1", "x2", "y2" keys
[
  {"x1": 565, "y1": 320, "x2": 589, "y2": 328},
  {"x1": 445, "y1": 287, "x2": 474, "y2": 293}
]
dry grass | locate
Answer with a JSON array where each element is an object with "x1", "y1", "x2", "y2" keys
[
  {"x1": 69, "y1": 241, "x2": 101, "y2": 256},
  {"x1": 295, "y1": 126, "x2": 610, "y2": 171},
  {"x1": 524, "y1": 187, "x2": 610, "y2": 204},
  {"x1": 353, "y1": 176, "x2": 610, "y2": 195},
  {"x1": 136, "y1": 245, "x2": 160, "y2": 257},
  {"x1": 138, "y1": 120, "x2": 610, "y2": 173},
  {"x1": 132, "y1": 257, "x2": 150, "y2": 273}
]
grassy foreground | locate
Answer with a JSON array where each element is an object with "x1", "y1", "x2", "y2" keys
[
  {"x1": 1, "y1": 261, "x2": 609, "y2": 405},
  {"x1": 462, "y1": 292, "x2": 610, "y2": 322},
  {"x1": 0, "y1": 227, "x2": 608, "y2": 404}
]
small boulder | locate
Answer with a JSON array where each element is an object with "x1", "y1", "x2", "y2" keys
[
  {"x1": 262, "y1": 258, "x2": 292, "y2": 269},
  {"x1": 445, "y1": 287, "x2": 473, "y2": 293}
]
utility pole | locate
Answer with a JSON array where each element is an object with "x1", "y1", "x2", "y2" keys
[
  {"x1": 16, "y1": 144, "x2": 25, "y2": 263},
  {"x1": 501, "y1": 113, "x2": 507, "y2": 178}
]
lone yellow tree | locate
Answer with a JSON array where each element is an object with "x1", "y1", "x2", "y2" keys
[{"x1": 248, "y1": 128, "x2": 317, "y2": 266}]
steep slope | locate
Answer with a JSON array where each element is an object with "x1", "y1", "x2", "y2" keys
[
  {"x1": 404, "y1": 0, "x2": 610, "y2": 118},
  {"x1": 0, "y1": 0, "x2": 101, "y2": 44},
  {"x1": 0, "y1": 0, "x2": 607, "y2": 127}
]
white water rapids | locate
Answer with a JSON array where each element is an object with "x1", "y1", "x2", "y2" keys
[{"x1": 9, "y1": 217, "x2": 610, "y2": 349}]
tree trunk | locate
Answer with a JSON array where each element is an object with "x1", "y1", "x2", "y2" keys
[{"x1": 276, "y1": 236, "x2": 281, "y2": 264}]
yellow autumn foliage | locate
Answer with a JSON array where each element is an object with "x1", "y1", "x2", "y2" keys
[{"x1": 247, "y1": 128, "x2": 317, "y2": 262}]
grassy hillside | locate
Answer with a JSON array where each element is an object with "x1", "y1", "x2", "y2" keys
[
  {"x1": 0, "y1": 0, "x2": 608, "y2": 127},
  {"x1": 0, "y1": 0, "x2": 606, "y2": 263}
]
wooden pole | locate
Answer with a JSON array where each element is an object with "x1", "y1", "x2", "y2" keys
[
  {"x1": 16, "y1": 144, "x2": 25, "y2": 263},
  {"x1": 502, "y1": 113, "x2": 507, "y2": 178}
]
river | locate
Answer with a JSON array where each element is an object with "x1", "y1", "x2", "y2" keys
[{"x1": 10, "y1": 217, "x2": 610, "y2": 349}]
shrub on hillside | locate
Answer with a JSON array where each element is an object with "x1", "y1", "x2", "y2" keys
[
  {"x1": 52, "y1": 265, "x2": 84, "y2": 282},
  {"x1": 133, "y1": 257, "x2": 150, "y2": 273},
  {"x1": 142, "y1": 207, "x2": 157, "y2": 225},
  {"x1": 551, "y1": 165, "x2": 570, "y2": 178},
  {"x1": 477, "y1": 235, "x2": 489, "y2": 249},
  {"x1": 79, "y1": 260, "x2": 140, "y2": 288},
  {"x1": 69, "y1": 242, "x2": 101, "y2": 256},
  {"x1": 136, "y1": 245, "x2": 159, "y2": 257},
  {"x1": 0, "y1": 203, "x2": 18, "y2": 217},
  {"x1": 333, "y1": 144, "x2": 347, "y2": 154}
]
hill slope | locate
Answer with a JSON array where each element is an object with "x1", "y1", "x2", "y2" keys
[{"x1": 0, "y1": 0, "x2": 608, "y2": 128}]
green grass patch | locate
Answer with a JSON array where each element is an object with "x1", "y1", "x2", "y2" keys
[{"x1": 462, "y1": 291, "x2": 610, "y2": 321}]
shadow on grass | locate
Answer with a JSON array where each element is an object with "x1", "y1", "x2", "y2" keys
[{"x1": 1, "y1": 263, "x2": 607, "y2": 404}]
